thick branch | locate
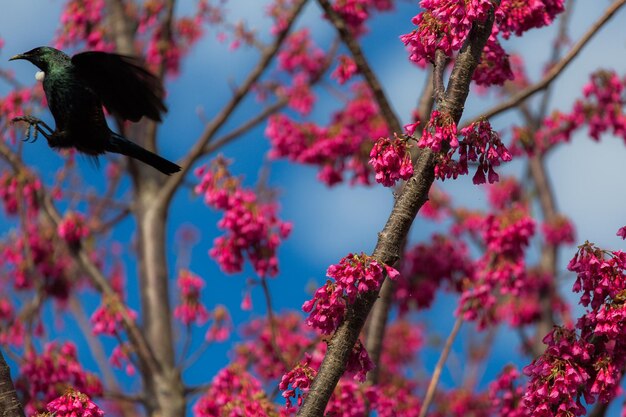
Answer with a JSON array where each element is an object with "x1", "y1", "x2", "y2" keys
[
  {"x1": 0, "y1": 349, "x2": 25, "y2": 417},
  {"x1": 296, "y1": 7, "x2": 497, "y2": 415}
]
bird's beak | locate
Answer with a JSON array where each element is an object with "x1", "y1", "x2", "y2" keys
[{"x1": 9, "y1": 53, "x2": 26, "y2": 61}]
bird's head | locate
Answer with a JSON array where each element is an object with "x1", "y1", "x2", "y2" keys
[{"x1": 9, "y1": 46, "x2": 66, "y2": 72}]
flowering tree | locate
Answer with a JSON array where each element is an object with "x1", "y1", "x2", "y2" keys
[{"x1": 0, "y1": 0, "x2": 625, "y2": 417}]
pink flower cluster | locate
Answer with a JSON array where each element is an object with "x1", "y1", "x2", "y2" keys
[
  {"x1": 55, "y1": 0, "x2": 112, "y2": 51},
  {"x1": 489, "y1": 366, "x2": 529, "y2": 417},
  {"x1": 266, "y1": 83, "x2": 389, "y2": 185},
  {"x1": 332, "y1": 55, "x2": 358, "y2": 85},
  {"x1": 194, "y1": 365, "x2": 277, "y2": 417},
  {"x1": 140, "y1": 0, "x2": 207, "y2": 75},
  {"x1": 206, "y1": 304, "x2": 232, "y2": 342},
  {"x1": 420, "y1": 114, "x2": 511, "y2": 184},
  {"x1": 303, "y1": 253, "x2": 399, "y2": 334},
  {"x1": 497, "y1": 0, "x2": 565, "y2": 39},
  {"x1": 279, "y1": 353, "x2": 318, "y2": 408},
  {"x1": 380, "y1": 320, "x2": 423, "y2": 375},
  {"x1": 324, "y1": 380, "x2": 377, "y2": 417},
  {"x1": 278, "y1": 29, "x2": 325, "y2": 77},
  {"x1": 110, "y1": 343, "x2": 135, "y2": 376},
  {"x1": 195, "y1": 156, "x2": 292, "y2": 278},
  {"x1": 16, "y1": 342, "x2": 103, "y2": 415},
  {"x1": 0, "y1": 298, "x2": 26, "y2": 346},
  {"x1": 395, "y1": 234, "x2": 473, "y2": 313},
  {"x1": 401, "y1": 0, "x2": 563, "y2": 86},
  {"x1": 401, "y1": 0, "x2": 494, "y2": 66},
  {"x1": 3, "y1": 224, "x2": 72, "y2": 299},
  {"x1": 330, "y1": 0, "x2": 394, "y2": 35},
  {"x1": 512, "y1": 70, "x2": 626, "y2": 155},
  {"x1": 472, "y1": 34, "x2": 513, "y2": 86},
  {"x1": 1, "y1": 88, "x2": 34, "y2": 123},
  {"x1": 541, "y1": 215, "x2": 576, "y2": 246},
  {"x1": 0, "y1": 171, "x2": 41, "y2": 216},
  {"x1": 458, "y1": 206, "x2": 535, "y2": 328},
  {"x1": 369, "y1": 135, "x2": 414, "y2": 186},
  {"x1": 235, "y1": 312, "x2": 317, "y2": 380},
  {"x1": 486, "y1": 176, "x2": 523, "y2": 210},
  {"x1": 522, "y1": 243, "x2": 626, "y2": 415},
  {"x1": 174, "y1": 269, "x2": 210, "y2": 326},
  {"x1": 43, "y1": 389, "x2": 104, "y2": 417},
  {"x1": 90, "y1": 296, "x2": 137, "y2": 336},
  {"x1": 57, "y1": 212, "x2": 90, "y2": 247}
]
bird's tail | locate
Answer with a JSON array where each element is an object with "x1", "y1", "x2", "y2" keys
[{"x1": 107, "y1": 133, "x2": 181, "y2": 175}]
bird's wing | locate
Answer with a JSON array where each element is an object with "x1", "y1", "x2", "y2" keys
[{"x1": 71, "y1": 51, "x2": 167, "y2": 122}]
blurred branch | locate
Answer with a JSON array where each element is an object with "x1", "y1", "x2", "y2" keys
[
  {"x1": 201, "y1": 100, "x2": 285, "y2": 156},
  {"x1": 472, "y1": 0, "x2": 626, "y2": 124},
  {"x1": 0, "y1": 140, "x2": 162, "y2": 382},
  {"x1": 418, "y1": 317, "x2": 463, "y2": 417},
  {"x1": 316, "y1": 0, "x2": 402, "y2": 134},
  {"x1": 538, "y1": 0, "x2": 576, "y2": 118},
  {"x1": 69, "y1": 296, "x2": 119, "y2": 389},
  {"x1": 296, "y1": 4, "x2": 497, "y2": 416},
  {"x1": 159, "y1": 0, "x2": 309, "y2": 205}
]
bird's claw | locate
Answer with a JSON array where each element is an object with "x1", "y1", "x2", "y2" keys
[{"x1": 11, "y1": 115, "x2": 51, "y2": 143}]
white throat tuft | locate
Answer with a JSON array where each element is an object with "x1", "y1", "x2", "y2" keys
[{"x1": 35, "y1": 71, "x2": 45, "y2": 82}]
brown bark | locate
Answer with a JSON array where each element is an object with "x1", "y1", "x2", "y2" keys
[
  {"x1": 0, "y1": 349, "x2": 25, "y2": 417},
  {"x1": 296, "y1": 4, "x2": 497, "y2": 416}
]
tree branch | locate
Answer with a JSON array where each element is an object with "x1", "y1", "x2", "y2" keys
[
  {"x1": 159, "y1": 0, "x2": 309, "y2": 205},
  {"x1": 471, "y1": 0, "x2": 626, "y2": 123},
  {"x1": 297, "y1": 7, "x2": 497, "y2": 414},
  {"x1": 0, "y1": 349, "x2": 25, "y2": 417},
  {"x1": 418, "y1": 316, "x2": 463, "y2": 417},
  {"x1": 316, "y1": 0, "x2": 402, "y2": 134}
]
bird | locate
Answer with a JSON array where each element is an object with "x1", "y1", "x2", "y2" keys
[{"x1": 9, "y1": 46, "x2": 181, "y2": 175}]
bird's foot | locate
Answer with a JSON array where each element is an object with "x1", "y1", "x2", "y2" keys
[{"x1": 11, "y1": 116, "x2": 53, "y2": 142}]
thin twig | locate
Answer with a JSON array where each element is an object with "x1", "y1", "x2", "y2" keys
[
  {"x1": 0, "y1": 140, "x2": 161, "y2": 380},
  {"x1": 260, "y1": 277, "x2": 289, "y2": 369},
  {"x1": 418, "y1": 316, "x2": 463, "y2": 417},
  {"x1": 159, "y1": 0, "x2": 309, "y2": 205}
]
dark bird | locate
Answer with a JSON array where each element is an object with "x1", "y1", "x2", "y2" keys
[{"x1": 10, "y1": 46, "x2": 181, "y2": 175}]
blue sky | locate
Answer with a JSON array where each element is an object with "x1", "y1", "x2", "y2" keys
[{"x1": 1, "y1": 0, "x2": 626, "y2": 414}]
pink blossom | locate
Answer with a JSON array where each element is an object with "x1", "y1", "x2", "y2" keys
[
  {"x1": 235, "y1": 312, "x2": 319, "y2": 381},
  {"x1": 472, "y1": 34, "x2": 513, "y2": 86},
  {"x1": 90, "y1": 297, "x2": 137, "y2": 336},
  {"x1": 279, "y1": 354, "x2": 317, "y2": 408},
  {"x1": 16, "y1": 342, "x2": 103, "y2": 415},
  {"x1": 194, "y1": 366, "x2": 276, "y2": 416},
  {"x1": 541, "y1": 216, "x2": 576, "y2": 246},
  {"x1": 396, "y1": 234, "x2": 473, "y2": 313},
  {"x1": 206, "y1": 305, "x2": 232, "y2": 342},
  {"x1": 174, "y1": 269, "x2": 210, "y2": 326},
  {"x1": 266, "y1": 83, "x2": 389, "y2": 186},
  {"x1": 57, "y1": 212, "x2": 89, "y2": 247},
  {"x1": 45, "y1": 389, "x2": 104, "y2": 417},
  {"x1": 617, "y1": 226, "x2": 626, "y2": 240},
  {"x1": 332, "y1": 55, "x2": 358, "y2": 84},
  {"x1": 498, "y1": 0, "x2": 565, "y2": 39},
  {"x1": 195, "y1": 156, "x2": 291, "y2": 278},
  {"x1": 369, "y1": 135, "x2": 414, "y2": 187},
  {"x1": 304, "y1": 253, "x2": 399, "y2": 334},
  {"x1": 109, "y1": 343, "x2": 135, "y2": 376}
]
